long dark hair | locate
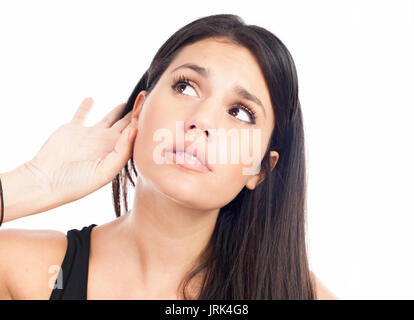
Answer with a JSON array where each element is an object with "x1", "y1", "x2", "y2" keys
[{"x1": 112, "y1": 13, "x2": 316, "y2": 299}]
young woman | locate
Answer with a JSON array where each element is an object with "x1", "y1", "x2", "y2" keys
[{"x1": 0, "y1": 14, "x2": 336, "y2": 300}]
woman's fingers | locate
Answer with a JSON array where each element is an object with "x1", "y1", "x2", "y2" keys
[
  {"x1": 95, "y1": 122, "x2": 137, "y2": 184},
  {"x1": 71, "y1": 97, "x2": 94, "y2": 125},
  {"x1": 72, "y1": 98, "x2": 133, "y2": 133},
  {"x1": 112, "y1": 111, "x2": 133, "y2": 133},
  {"x1": 95, "y1": 102, "x2": 127, "y2": 128}
]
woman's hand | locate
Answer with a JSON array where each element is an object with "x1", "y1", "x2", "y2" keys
[{"x1": 25, "y1": 97, "x2": 138, "y2": 206}]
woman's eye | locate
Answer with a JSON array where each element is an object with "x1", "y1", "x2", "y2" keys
[
  {"x1": 229, "y1": 105, "x2": 256, "y2": 124},
  {"x1": 174, "y1": 81, "x2": 197, "y2": 97}
]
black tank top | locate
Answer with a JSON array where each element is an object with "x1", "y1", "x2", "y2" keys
[{"x1": 49, "y1": 224, "x2": 97, "y2": 300}]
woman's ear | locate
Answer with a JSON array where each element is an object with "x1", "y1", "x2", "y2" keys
[
  {"x1": 269, "y1": 150, "x2": 279, "y2": 171},
  {"x1": 132, "y1": 91, "x2": 146, "y2": 121},
  {"x1": 245, "y1": 150, "x2": 279, "y2": 190}
]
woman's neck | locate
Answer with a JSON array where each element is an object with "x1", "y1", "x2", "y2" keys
[{"x1": 116, "y1": 183, "x2": 219, "y2": 297}]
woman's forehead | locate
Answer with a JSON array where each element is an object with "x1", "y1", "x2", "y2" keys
[{"x1": 170, "y1": 38, "x2": 259, "y2": 74}]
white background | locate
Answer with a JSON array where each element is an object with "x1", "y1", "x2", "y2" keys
[{"x1": 0, "y1": 0, "x2": 413, "y2": 299}]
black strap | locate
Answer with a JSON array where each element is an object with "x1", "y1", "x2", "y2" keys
[{"x1": 49, "y1": 224, "x2": 97, "y2": 300}]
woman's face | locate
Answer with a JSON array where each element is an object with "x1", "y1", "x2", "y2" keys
[{"x1": 131, "y1": 37, "x2": 277, "y2": 210}]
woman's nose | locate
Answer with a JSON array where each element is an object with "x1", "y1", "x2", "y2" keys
[{"x1": 183, "y1": 99, "x2": 218, "y2": 141}]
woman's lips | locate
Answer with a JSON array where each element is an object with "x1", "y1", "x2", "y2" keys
[{"x1": 165, "y1": 151, "x2": 211, "y2": 173}]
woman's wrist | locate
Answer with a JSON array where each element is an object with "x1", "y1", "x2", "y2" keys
[{"x1": 0, "y1": 162, "x2": 58, "y2": 223}]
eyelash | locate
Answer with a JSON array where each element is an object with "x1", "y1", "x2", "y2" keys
[{"x1": 170, "y1": 74, "x2": 257, "y2": 124}]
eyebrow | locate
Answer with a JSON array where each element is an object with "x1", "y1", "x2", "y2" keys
[{"x1": 171, "y1": 63, "x2": 266, "y2": 119}]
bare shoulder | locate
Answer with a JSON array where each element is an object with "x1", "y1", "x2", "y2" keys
[
  {"x1": 0, "y1": 228, "x2": 68, "y2": 299},
  {"x1": 310, "y1": 271, "x2": 338, "y2": 300}
]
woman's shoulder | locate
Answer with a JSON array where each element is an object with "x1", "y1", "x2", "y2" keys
[{"x1": 0, "y1": 227, "x2": 68, "y2": 299}]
